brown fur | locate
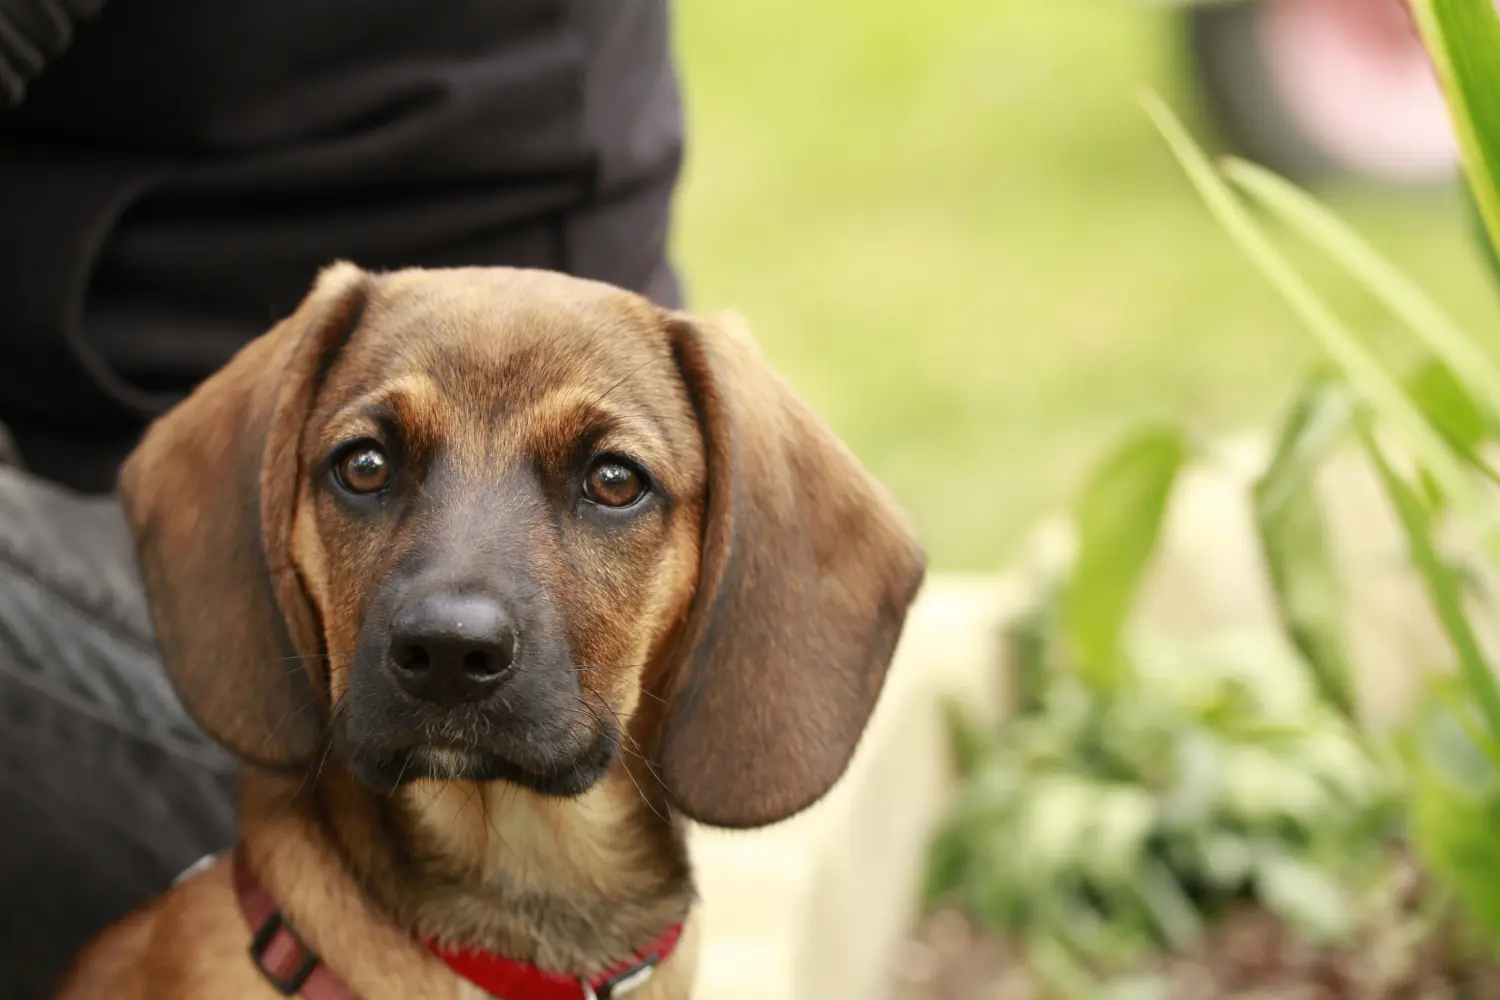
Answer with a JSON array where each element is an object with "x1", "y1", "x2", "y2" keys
[{"x1": 54, "y1": 264, "x2": 925, "y2": 999}]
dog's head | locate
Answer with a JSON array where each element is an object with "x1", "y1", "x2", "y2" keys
[{"x1": 121, "y1": 263, "x2": 925, "y2": 827}]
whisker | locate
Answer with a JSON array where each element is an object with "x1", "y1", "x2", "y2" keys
[
  {"x1": 572, "y1": 662, "x2": 669, "y2": 706},
  {"x1": 265, "y1": 649, "x2": 359, "y2": 665},
  {"x1": 568, "y1": 692, "x2": 655, "y2": 757},
  {"x1": 386, "y1": 750, "x2": 414, "y2": 799},
  {"x1": 586, "y1": 356, "x2": 667, "y2": 412},
  {"x1": 563, "y1": 694, "x2": 670, "y2": 823}
]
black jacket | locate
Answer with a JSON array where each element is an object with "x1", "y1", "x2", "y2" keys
[{"x1": 0, "y1": 0, "x2": 684, "y2": 490}]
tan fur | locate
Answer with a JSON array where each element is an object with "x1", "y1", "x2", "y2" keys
[{"x1": 56, "y1": 264, "x2": 924, "y2": 999}]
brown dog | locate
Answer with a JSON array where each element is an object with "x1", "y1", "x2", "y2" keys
[{"x1": 54, "y1": 263, "x2": 924, "y2": 1000}]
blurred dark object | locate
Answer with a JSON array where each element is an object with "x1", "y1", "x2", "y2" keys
[
  {"x1": 0, "y1": 0, "x2": 683, "y2": 493},
  {"x1": 0, "y1": 0, "x2": 105, "y2": 107},
  {"x1": 1182, "y1": 0, "x2": 1459, "y2": 188},
  {"x1": 0, "y1": 419, "x2": 20, "y2": 469}
]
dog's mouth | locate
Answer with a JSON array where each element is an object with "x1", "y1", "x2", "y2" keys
[
  {"x1": 338, "y1": 616, "x2": 624, "y2": 798},
  {"x1": 357, "y1": 725, "x2": 619, "y2": 798}
]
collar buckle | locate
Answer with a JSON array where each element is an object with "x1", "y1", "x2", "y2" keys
[
  {"x1": 249, "y1": 908, "x2": 321, "y2": 996},
  {"x1": 584, "y1": 954, "x2": 659, "y2": 1000}
]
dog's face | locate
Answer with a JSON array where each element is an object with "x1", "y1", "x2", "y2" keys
[
  {"x1": 121, "y1": 263, "x2": 925, "y2": 828},
  {"x1": 298, "y1": 274, "x2": 705, "y2": 795}
]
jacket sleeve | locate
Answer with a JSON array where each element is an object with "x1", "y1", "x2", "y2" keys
[{"x1": 0, "y1": 0, "x2": 105, "y2": 108}]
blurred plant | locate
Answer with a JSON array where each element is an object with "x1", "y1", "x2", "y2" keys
[
  {"x1": 923, "y1": 5, "x2": 1500, "y2": 993},
  {"x1": 925, "y1": 429, "x2": 1399, "y2": 993},
  {"x1": 924, "y1": 6, "x2": 1500, "y2": 990},
  {"x1": 1137, "y1": 0, "x2": 1500, "y2": 957}
]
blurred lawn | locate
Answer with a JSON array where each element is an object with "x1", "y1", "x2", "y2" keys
[{"x1": 671, "y1": 0, "x2": 1500, "y2": 571}]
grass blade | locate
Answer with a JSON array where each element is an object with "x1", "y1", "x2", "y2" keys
[
  {"x1": 1405, "y1": 359, "x2": 1500, "y2": 487},
  {"x1": 1140, "y1": 91, "x2": 1500, "y2": 570},
  {"x1": 1223, "y1": 158, "x2": 1500, "y2": 411},
  {"x1": 1358, "y1": 419, "x2": 1500, "y2": 748},
  {"x1": 1409, "y1": 0, "x2": 1500, "y2": 266},
  {"x1": 1253, "y1": 377, "x2": 1358, "y2": 720}
]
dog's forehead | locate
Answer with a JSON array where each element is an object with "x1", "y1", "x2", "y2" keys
[
  {"x1": 327, "y1": 269, "x2": 666, "y2": 393},
  {"x1": 312, "y1": 268, "x2": 695, "y2": 460}
]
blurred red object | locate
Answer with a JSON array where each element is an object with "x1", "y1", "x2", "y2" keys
[{"x1": 1186, "y1": 0, "x2": 1459, "y2": 187}]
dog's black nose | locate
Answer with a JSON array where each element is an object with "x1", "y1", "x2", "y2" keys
[{"x1": 388, "y1": 593, "x2": 517, "y2": 705}]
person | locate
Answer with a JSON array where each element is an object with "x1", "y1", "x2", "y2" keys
[{"x1": 0, "y1": 2, "x2": 685, "y2": 995}]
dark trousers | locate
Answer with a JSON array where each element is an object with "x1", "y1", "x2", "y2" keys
[{"x1": 0, "y1": 466, "x2": 238, "y2": 1000}]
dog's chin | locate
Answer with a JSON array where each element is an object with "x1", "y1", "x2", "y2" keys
[{"x1": 347, "y1": 726, "x2": 620, "y2": 798}]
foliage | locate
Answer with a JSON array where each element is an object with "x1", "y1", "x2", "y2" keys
[
  {"x1": 927, "y1": 7, "x2": 1500, "y2": 986},
  {"x1": 1251, "y1": 376, "x2": 1358, "y2": 722},
  {"x1": 925, "y1": 5, "x2": 1500, "y2": 989},
  {"x1": 927, "y1": 623, "x2": 1396, "y2": 966},
  {"x1": 925, "y1": 431, "x2": 1399, "y2": 992},
  {"x1": 1134, "y1": 0, "x2": 1500, "y2": 956},
  {"x1": 1064, "y1": 427, "x2": 1188, "y2": 693},
  {"x1": 1409, "y1": 0, "x2": 1500, "y2": 268}
]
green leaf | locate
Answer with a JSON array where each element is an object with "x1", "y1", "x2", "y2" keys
[
  {"x1": 1141, "y1": 91, "x2": 1500, "y2": 571},
  {"x1": 940, "y1": 698, "x2": 991, "y2": 778},
  {"x1": 1220, "y1": 743, "x2": 1328, "y2": 825},
  {"x1": 1409, "y1": 0, "x2": 1500, "y2": 270},
  {"x1": 1064, "y1": 427, "x2": 1187, "y2": 692},
  {"x1": 1007, "y1": 584, "x2": 1063, "y2": 716},
  {"x1": 1255, "y1": 853, "x2": 1354, "y2": 944},
  {"x1": 1252, "y1": 377, "x2": 1358, "y2": 720},
  {"x1": 1132, "y1": 858, "x2": 1203, "y2": 952},
  {"x1": 1298, "y1": 728, "x2": 1389, "y2": 808},
  {"x1": 1195, "y1": 833, "x2": 1255, "y2": 892},
  {"x1": 1223, "y1": 158, "x2": 1500, "y2": 413},
  {"x1": 1087, "y1": 785, "x2": 1157, "y2": 880},
  {"x1": 1465, "y1": 182, "x2": 1500, "y2": 292},
  {"x1": 921, "y1": 821, "x2": 971, "y2": 906},
  {"x1": 1028, "y1": 932, "x2": 1101, "y2": 1000},
  {"x1": 1160, "y1": 728, "x2": 1223, "y2": 829},
  {"x1": 1406, "y1": 359, "x2": 1496, "y2": 468},
  {"x1": 1018, "y1": 774, "x2": 1102, "y2": 880},
  {"x1": 1415, "y1": 680, "x2": 1500, "y2": 797},
  {"x1": 1409, "y1": 691, "x2": 1500, "y2": 949},
  {"x1": 1358, "y1": 420, "x2": 1500, "y2": 750}
]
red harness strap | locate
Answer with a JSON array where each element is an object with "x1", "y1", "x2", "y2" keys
[{"x1": 229, "y1": 845, "x2": 684, "y2": 1000}]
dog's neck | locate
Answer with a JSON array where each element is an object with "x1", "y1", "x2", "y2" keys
[{"x1": 239, "y1": 754, "x2": 694, "y2": 982}]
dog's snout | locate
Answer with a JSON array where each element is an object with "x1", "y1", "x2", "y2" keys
[{"x1": 388, "y1": 593, "x2": 518, "y2": 705}]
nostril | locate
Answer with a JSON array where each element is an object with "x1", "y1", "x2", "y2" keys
[
  {"x1": 462, "y1": 650, "x2": 495, "y2": 678},
  {"x1": 392, "y1": 643, "x2": 430, "y2": 673},
  {"x1": 461, "y1": 628, "x2": 517, "y2": 680}
]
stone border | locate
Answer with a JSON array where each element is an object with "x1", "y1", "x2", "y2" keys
[{"x1": 688, "y1": 575, "x2": 1024, "y2": 1000}]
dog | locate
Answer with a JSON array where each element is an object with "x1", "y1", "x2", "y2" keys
[{"x1": 54, "y1": 263, "x2": 925, "y2": 1000}]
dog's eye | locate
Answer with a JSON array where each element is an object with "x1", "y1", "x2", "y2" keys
[
  {"x1": 583, "y1": 457, "x2": 647, "y2": 508},
  {"x1": 334, "y1": 442, "x2": 391, "y2": 495}
]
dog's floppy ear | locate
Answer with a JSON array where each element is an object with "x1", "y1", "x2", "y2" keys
[
  {"x1": 119, "y1": 262, "x2": 370, "y2": 769},
  {"x1": 658, "y1": 309, "x2": 926, "y2": 828}
]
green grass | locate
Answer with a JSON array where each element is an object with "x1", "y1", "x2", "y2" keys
[{"x1": 671, "y1": 0, "x2": 1500, "y2": 570}]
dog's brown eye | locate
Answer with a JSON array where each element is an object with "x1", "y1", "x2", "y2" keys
[
  {"x1": 335, "y1": 444, "x2": 390, "y2": 494},
  {"x1": 584, "y1": 458, "x2": 646, "y2": 508}
]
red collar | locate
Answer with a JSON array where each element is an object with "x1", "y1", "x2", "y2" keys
[
  {"x1": 230, "y1": 844, "x2": 684, "y2": 1000},
  {"x1": 425, "y1": 925, "x2": 684, "y2": 1000}
]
